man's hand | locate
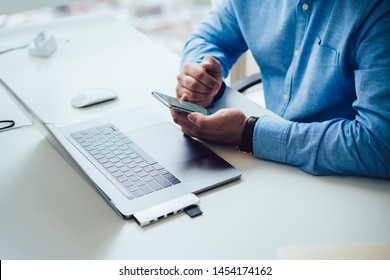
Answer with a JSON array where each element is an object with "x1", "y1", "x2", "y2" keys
[
  {"x1": 171, "y1": 108, "x2": 247, "y2": 146},
  {"x1": 176, "y1": 55, "x2": 223, "y2": 107}
]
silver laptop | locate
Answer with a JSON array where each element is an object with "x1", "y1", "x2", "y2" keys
[{"x1": 1, "y1": 79, "x2": 241, "y2": 226}]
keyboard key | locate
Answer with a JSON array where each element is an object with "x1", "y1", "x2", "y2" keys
[
  {"x1": 71, "y1": 132, "x2": 83, "y2": 139},
  {"x1": 117, "y1": 133, "x2": 128, "y2": 140},
  {"x1": 147, "y1": 180, "x2": 163, "y2": 191},
  {"x1": 79, "y1": 140, "x2": 89, "y2": 147},
  {"x1": 163, "y1": 172, "x2": 175, "y2": 180},
  {"x1": 90, "y1": 140, "x2": 100, "y2": 146},
  {"x1": 112, "y1": 149, "x2": 122, "y2": 156},
  {"x1": 128, "y1": 153, "x2": 138, "y2": 159},
  {"x1": 126, "y1": 184, "x2": 138, "y2": 192},
  {"x1": 124, "y1": 183, "x2": 138, "y2": 192},
  {"x1": 152, "y1": 163, "x2": 164, "y2": 170},
  {"x1": 110, "y1": 157, "x2": 120, "y2": 163},
  {"x1": 148, "y1": 170, "x2": 160, "y2": 177},
  {"x1": 93, "y1": 153, "x2": 104, "y2": 160},
  {"x1": 89, "y1": 149, "x2": 99, "y2": 155},
  {"x1": 143, "y1": 165, "x2": 154, "y2": 173},
  {"x1": 159, "y1": 168, "x2": 170, "y2": 175},
  {"x1": 136, "y1": 170, "x2": 148, "y2": 178},
  {"x1": 131, "y1": 166, "x2": 143, "y2": 173},
  {"x1": 88, "y1": 128, "x2": 100, "y2": 135},
  {"x1": 133, "y1": 157, "x2": 144, "y2": 163},
  {"x1": 131, "y1": 190, "x2": 144, "y2": 198},
  {"x1": 139, "y1": 185, "x2": 153, "y2": 194},
  {"x1": 112, "y1": 170, "x2": 122, "y2": 178},
  {"x1": 128, "y1": 174, "x2": 139, "y2": 182},
  {"x1": 133, "y1": 179, "x2": 144, "y2": 187},
  {"x1": 84, "y1": 145, "x2": 94, "y2": 151},
  {"x1": 114, "y1": 161, "x2": 125, "y2": 168},
  {"x1": 118, "y1": 144, "x2": 128, "y2": 151},
  {"x1": 104, "y1": 141, "x2": 114, "y2": 147},
  {"x1": 122, "y1": 138, "x2": 132, "y2": 144},
  {"x1": 122, "y1": 157, "x2": 132, "y2": 164},
  {"x1": 98, "y1": 157, "x2": 109, "y2": 164},
  {"x1": 142, "y1": 175, "x2": 154, "y2": 182},
  {"x1": 97, "y1": 126, "x2": 111, "y2": 135},
  {"x1": 124, "y1": 170, "x2": 135, "y2": 177},
  {"x1": 123, "y1": 148, "x2": 133, "y2": 155},
  {"x1": 94, "y1": 144, "x2": 106, "y2": 151},
  {"x1": 154, "y1": 175, "x2": 172, "y2": 188},
  {"x1": 138, "y1": 161, "x2": 149, "y2": 168},
  {"x1": 105, "y1": 152, "x2": 115, "y2": 159},
  {"x1": 127, "y1": 162, "x2": 137, "y2": 169},
  {"x1": 116, "y1": 175, "x2": 128, "y2": 183},
  {"x1": 169, "y1": 177, "x2": 181, "y2": 185},
  {"x1": 102, "y1": 162, "x2": 113, "y2": 168},
  {"x1": 107, "y1": 166, "x2": 117, "y2": 173},
  {"x1": 118, "y1": 154, "x2": 127, "y2": 160},
  {"x1": 108, "y1": 145, "x2": 118, "y2": 151},
  {"x1": 100, "y1": 148, "x2": 111, "y2": 155},
  {"x1": 119, "y1": 166, "x2": 130, "y2": 173},
  {"x1": 124, "y1": 192, "x2": 135, "y2": 200}
]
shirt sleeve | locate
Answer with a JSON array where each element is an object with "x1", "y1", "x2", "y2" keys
[
  {"x1": 253, "y1": 4, "x2": 390, "y2": 180},
  {"x1": 180, "y1": 0, "x2": 248, "y2": 78}
]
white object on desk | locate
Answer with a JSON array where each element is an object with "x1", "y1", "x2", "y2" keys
[
  {"x1": 28, "y1": 31, "x2": 57, "y2": 58},
  {"x1": 71, "y1": 88, "x2": 118, "y2": 108}
]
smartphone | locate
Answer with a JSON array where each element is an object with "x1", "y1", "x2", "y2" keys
[{"x1": 151, "y1": 91, "x2": 212, "y2": 116}]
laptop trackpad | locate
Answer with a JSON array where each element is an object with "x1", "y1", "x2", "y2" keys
[
  {"x1": 127, "y1": 122, "x2": 208, "y2": 167},
  {"x1": 127, "y1": 121, "x2": 241, "y2": 193}
]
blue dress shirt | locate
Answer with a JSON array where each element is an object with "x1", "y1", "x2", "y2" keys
[{"x1": 181, "y1": 0, "x2": 390, "y2": 179}]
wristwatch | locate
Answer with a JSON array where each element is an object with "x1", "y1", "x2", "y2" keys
[{"x1": 237, "y1": 116, "x2": 259, "y2": 154}]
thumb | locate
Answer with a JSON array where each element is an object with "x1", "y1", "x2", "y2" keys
[
  {"x1": 201, "y1": 55, "x2": 221, "y2": 72},
  {"x1": 188, "y1": 112, "x2": 206, "y2": 128}
]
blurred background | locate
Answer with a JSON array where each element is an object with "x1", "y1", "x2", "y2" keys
[
  {"x1": 1, "y1": 0, "x2": 261, "y2": 100},
  {"x1": 1, "y1": 0, "x2": 211, "y2": 55}
]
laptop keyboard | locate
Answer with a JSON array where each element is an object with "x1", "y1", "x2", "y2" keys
[{"x1": 70, "y1": 123, "x2": 181, "y2": 200}]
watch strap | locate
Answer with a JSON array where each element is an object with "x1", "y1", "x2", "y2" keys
[{"x1": 237, "y1": 116, "x2": 259, "y2": 154}]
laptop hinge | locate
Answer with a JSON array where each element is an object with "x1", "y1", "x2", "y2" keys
[{"x1": 133, "y1": 194, "x2": 200, "y2": 226}]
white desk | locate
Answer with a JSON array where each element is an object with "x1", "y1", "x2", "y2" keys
[{"x1": 0, "y1": 14, "x2": 389, "y2": 260}]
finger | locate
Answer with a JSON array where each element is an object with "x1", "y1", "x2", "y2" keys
[
  {"x1": 183, "y1": 63, "x2": 219, "y2": 91},
  {"x1": 181, "y1": 127, "x2": 195, "y2": 137},
  {"x1": 171, "y1": 109, "x2": 189, "y2": 124},
  {"x1": 188, "y1": 112, "x2": 206, "y2": 128},
  {"x1": 180, "y1": 74, "x2": 215, "y2": 94},
  {"x1": 177, "y1": 84, "x2": 215, "y2": 106},
  {"x1": 179, "y1": 89, "x2": 214, "y2": 104},
  {"x1": 177, "y1": 70, "x2": 214, "y2": 96},
  {"x1": 201, "y1": 55, "x2": 222, "y2": 75},
  {"x1": 176, "y1": 81, "x2": 206, "y2": 101}
]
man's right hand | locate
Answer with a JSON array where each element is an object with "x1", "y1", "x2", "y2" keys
[{"x1": 176, "y1": 55, "x2": 223, "y2": 108}]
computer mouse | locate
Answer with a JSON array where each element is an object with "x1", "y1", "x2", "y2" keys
[{"x1": 71, "y1": 88, "x2": 118, "y2": 108}]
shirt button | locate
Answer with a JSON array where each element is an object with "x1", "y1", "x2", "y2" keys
[
  {"x1": 294, "y1": 49, "x2": 299, "y2": 57},
  {"x1": 302, "y1": 3, "x2": 309, "y2": 11},
  {"x1": 283, "y1": 93, "x2": 289, "y2": 101}
]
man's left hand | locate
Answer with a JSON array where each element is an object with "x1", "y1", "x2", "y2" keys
[{"x1": 171, "y1": 108, "x2": 247, "y2": 146}]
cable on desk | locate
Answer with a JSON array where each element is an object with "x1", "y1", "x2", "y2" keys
[{"x1": 0, "y1": 120, "x2": 15, "y2": 131}]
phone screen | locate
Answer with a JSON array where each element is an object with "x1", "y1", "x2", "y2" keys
[{"x1": 151, "y1": 91, "x2": 212, "y2": 115}]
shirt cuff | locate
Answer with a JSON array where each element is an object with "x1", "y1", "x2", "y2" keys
[{"x1": 253, "y1": 115, "x2": 292, "y2": 163}]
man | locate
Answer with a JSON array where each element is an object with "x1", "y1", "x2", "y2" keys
[{"x1": 172, "y1": 0, "x2": 390, "y2": 179}]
